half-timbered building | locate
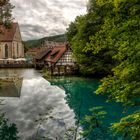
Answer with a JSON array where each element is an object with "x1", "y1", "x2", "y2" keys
[{"x1": 35, "y1": 43, "x2": 77, "y2": 75}]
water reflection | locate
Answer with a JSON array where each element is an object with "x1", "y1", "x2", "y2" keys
[
  {"x1": 48, "y1": 76, "x2": 125, "y2": 140},
  {"x1": 0, "y1": 69, "x2": 76, "y2": 140},
  {"x1": 0, "y1": 81, "x2": 20, "y2": 97}
]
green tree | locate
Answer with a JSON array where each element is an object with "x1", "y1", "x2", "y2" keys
[
  {"x1": 66, "y1": 21, "x2": 78, "y2": 45},
  {"x1": 0, "y1": 0, "x2": 14, "y2": 26},
  {"x1": 0, "y1": 114, "x2": 18, "y2": 140},
  {"x1": 96, "y1": 0, "x2": 140, "y2": 139},
  {"x1": 67, "y1": 0, "x2": 140, "y2": 139},
  {"x1": 82, "y1": 106, "x2": 107, "y2": 139},
  {"x1": 66, "y1": 0, "x2": 116, "y2": 76},
  {"x1": 111, "y1": 111, "x2": 140, "y2": 140}
]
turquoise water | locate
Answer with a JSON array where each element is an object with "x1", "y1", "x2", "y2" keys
[
  {"x1": 49, "y1": 76, "x2": 129, "y2": 140},
  {"x1": 0, "y1": 69, "x2": 133, "y2": 140}
]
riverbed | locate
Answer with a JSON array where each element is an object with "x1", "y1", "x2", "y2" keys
[{"x1": 0, "y1": 69, "x2": 126, "y2": 140}]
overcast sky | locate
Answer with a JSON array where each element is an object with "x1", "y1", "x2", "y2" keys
[{"x1": 11, "y1": 0, "x2": 87, "y2": 41}]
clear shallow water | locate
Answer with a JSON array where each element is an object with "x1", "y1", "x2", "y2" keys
[
  {"x1": 48, "y1": 76, "x2": 132, "y2": 140},
  {"x1": 0, "y1": 69, "x2": 76, "y2": 140}
]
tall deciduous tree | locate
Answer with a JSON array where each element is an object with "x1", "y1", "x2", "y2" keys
[
  {"x1": 66, "y1": 0, "x2": 116, "y2": 76},
  {"x1": 67, "y1": 0, "x2": 140, "y2": 139},
  {"x1": 95, "y1": 0, "x2": 140, "y2": 139},
  {"x1": 0, "y1": 0, "x2": 14, "y2": 26}
]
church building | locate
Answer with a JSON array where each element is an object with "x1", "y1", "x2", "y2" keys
[{"x1": 0, "y1": 23, "x2": 24, "y2": 59}]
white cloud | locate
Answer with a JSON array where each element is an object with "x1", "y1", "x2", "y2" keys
[{"x1": 11, "y1": 0, "x2": 87, "y2": 40}]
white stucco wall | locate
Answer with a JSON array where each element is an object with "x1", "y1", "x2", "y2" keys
[{"x1": 56, "y1": 49, "x2": 75, "y2": 66}]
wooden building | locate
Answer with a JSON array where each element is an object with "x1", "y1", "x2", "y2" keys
[{"x1": 35, "y1": 44, "x2": 77, "y2": 75}]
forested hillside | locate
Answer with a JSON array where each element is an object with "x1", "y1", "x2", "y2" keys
[
  {"x1": 66, "y1": 0, "x2": 140, "y2": 139},
  {"x1": 24, "y1": 34, "x2": 66, "y2": 49}
]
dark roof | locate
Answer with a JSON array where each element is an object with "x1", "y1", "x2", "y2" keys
[
  {"x1": 35, "y1": 48, "x2": 51, "y2": 60},
  {"x1": 45, "y1": 45, "x2": 67, "y2": 63},
  {"x1": 35, "y1": 44, "x2": 69, "y2": 64},
  {"x1": 0, "y1": 23, "x2": 18, "y2": 42}
]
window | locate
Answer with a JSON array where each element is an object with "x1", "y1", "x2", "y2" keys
[
  {"x1": 17, "y1": 43, "x2": 19, "y2": 57},
  {"x1": 5, "y1": 44, "x2": 8, "y2": 58}
]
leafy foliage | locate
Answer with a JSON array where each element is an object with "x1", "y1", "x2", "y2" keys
[
  {"x1": 82, "y1": 106, "x2": 107, "y2": 139},
  {"x1": 0, "y1": 114, "x2": 18, "y2": 140},
  {"x1": 96, "y1": 0, "x2": 140, "y2": 106},
  {"x1": 111, "y1": 111, "x2": 140, "y2": 140},
  {"x1": 0, "y1": 0, "x2": 14, "y2": 26},
  {"x1": 66, "y1": 0, "x2": 116, "y2": 76},
  {"x1": 66, "y1": 0, "x2": 140, "y2": 139},
  {"x1": 96, "y1": 1, "x2": 140, "y2": 139}
]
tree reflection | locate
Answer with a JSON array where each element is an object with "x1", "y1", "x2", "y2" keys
[{"x1": 0, "y1": 100, "x2": 18, "y2": 140}]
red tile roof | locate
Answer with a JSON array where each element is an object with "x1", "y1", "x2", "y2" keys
[
  {"x1": 0, "y1": 23, "x2": 18, "y2": 42},
  {"x1": 45, "y1": 45, "x2": 67, "y2": 63}
]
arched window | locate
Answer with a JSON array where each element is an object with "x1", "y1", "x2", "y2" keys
[
  {"x1": 17, "y1": 43, "x2": 19, "y2": 57},
  {"x1": 5, "y1": 44, "x2": 8, "y2": 58}
]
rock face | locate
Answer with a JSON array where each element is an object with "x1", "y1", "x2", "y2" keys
[{"x1": 0, "y1": 77, "x2": 23, "y2": 97}]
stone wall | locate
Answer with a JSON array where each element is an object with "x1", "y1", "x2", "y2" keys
[
  {"x1": 0, "y1": 24, "x2": 24, "y2": 59},
  {"x1": 0, "y1": 42, "x2": 12, "y2": 58},
  {"x1": 0, "y1": 41, "x2": 24, "y2": 59}
]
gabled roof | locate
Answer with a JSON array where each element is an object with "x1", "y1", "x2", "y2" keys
[
  {"x1": 35, "y1": 48, "x2": 51, "y2": 60},
  {"x1": 0, "y1": 23, "x2": 18, "y2": 42},
  {"x1": 35, "y1": 44, "x2": 69, "y2": 64},
  {"x1": 45, "y1": 45, "x2": 67, "y2": 63}
]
